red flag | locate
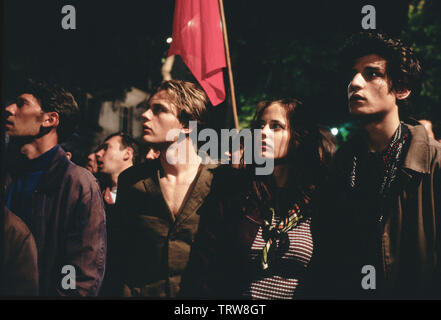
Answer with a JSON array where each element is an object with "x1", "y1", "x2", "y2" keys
[{"x1": 168, "y1": 0, "x2": 226, "y2": 106}]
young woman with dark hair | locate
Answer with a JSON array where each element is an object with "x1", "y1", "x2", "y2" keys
[{"x1": 182, "y1": 98, "x2": 336, "y2": 299}]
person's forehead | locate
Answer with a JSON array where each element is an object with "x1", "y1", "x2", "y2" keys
[
  {"x1": 19, "y1": 93, "x2": 41, "y2": 105},
  {"x1": 353, "y1": 54, "x2": 387, "y2": 69},
  {"x1": 150, "y1": 90, "x2": 175, "y2": 109},
  {"x1": 262, "y1": 103, "x2": 287, "y2": 116},
  {"x1": 261, "y1": 103, "x2": 288, "y2": 122},
  {"x1": 105, "y1": 135, "x2": 122, "y2": 146}
]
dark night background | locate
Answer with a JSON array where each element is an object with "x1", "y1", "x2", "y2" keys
[{"x1": 2, "y1": 0, "x2": 441, "y2": 139}]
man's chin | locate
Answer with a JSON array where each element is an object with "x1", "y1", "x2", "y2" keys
[
  {"x1": 142, "y1": 137, "x2": 170, "y2": 147},
  {"x1": 349, "y1": 105, "x2": 374, "y2": 117},
  {"x1": 4, "y1": 127, "x2": 14, "y2": 134},
  {"x1": 349, "y1": 110, "x2": 366, "y2": 117},
  {"x1": 142, "y1": 135, "x2": 155, "y2": 143}
]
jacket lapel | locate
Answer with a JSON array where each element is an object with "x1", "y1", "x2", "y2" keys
[
  {"x1": 402, "y1": 125, "x2": 431, "y2": 174},
  {"x1": 142, "y1": 175, "x2": 175, "y2": 224},
  {"x1": 391, "y1": 124, "x2": 430, "y2": 197},
  {"x1": 173, "y1": 164, "x2": 217, "y2": 230}
]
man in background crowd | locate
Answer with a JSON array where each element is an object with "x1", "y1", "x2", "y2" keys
[
  {"x1": 85, "y1": 150, "x2": 99, "y2": 174},
  {"x1": 94, "y1": 131, "x2": 139, "y2": 296},
  {"x1": 95, "y1": 132, "x2": 139, "y2": 206},
  {"x1": 60, "y1": 133, "x2": 85, "y2": 165}
]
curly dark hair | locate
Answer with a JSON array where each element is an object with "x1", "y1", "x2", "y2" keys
[
  {"x1": 341, "y1": 31, "x2": 422, "y2": 106},
  {"x1": 23, "y1": 79, "x2": 80, "y2": 142}
]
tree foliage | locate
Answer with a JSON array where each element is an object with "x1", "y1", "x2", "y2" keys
[{"x1": 404, "y1": 0, "x2": 441, "y2": 130}]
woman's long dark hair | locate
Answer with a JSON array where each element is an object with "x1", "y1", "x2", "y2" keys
[{"x1": 250, "y1": 98, "x2": 336, "y2": 204}]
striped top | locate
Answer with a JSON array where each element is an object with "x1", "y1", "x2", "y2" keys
[{"x1": 243, "y1": 216, "x2": 313, "y2": 299}]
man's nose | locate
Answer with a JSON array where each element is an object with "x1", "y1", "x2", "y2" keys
[
  {"x1": 95, "y1": 151, "x2": 103, "y2": 159},
  {"x1": 348, "y1": 72, "x2": 364, "y2": 92},
  {"x1": 142, "y1": 108, "x2": 153, "y2": 120},
  {"x1": 5, "y1": 103, "x2": 16, "y2": 116}
]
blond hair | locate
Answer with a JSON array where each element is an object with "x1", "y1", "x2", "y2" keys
[{"x1": 155, "y1": 80, "x2": 209, "y2": 127}]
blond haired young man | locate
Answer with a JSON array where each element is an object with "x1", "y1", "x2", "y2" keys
[{"x1": 109, "y1": 80, "x2": 217, "y2": 297}]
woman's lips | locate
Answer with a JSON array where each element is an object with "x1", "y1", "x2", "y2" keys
[{"x1": 261, "y1": 142, "x2": 273, "y2": 151}]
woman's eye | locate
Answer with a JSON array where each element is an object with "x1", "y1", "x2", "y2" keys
[{"x1": 271, "y1": 123, "x2": 282, "y2": 129}]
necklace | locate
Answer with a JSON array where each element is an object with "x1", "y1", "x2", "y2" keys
[{"x1": 349, "y1": 122, "x2": 410, "y2": 197}]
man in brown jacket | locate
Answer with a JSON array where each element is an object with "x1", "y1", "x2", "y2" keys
[
  {"x1": 313, "y1": 32, "x2": 441, "y2": 298},
  {"x1": 4, "y1": 80, "x2": 106, "y2": 296},
  {"x1": 110, "y1": 80, "x2": 217, "y2": 297}
]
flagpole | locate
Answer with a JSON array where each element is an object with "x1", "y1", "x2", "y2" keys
[{"x1": 218, "y1": 0, "x2": 239, "y2": 130}]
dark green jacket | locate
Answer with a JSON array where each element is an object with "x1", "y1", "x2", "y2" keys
[{"x1": 110, "y1": 160, "x2": 217, "y2": 297}]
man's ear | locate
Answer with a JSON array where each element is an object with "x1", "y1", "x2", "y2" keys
[
  {"x1": 124, "y1": 147, "x2": 134, "y2": 162},
  {"x1": 182, "y1": 121, "x2": 198, "y2": 135},
  {"x1": 181, "y1": 126, "x2": 192, "y2": 135},
  {"x1": 395, "y1": 89, "x2": 411, "y2": 101},
  {"x1": 41, "y1": 112, "x2": 59, "y2": 128}
]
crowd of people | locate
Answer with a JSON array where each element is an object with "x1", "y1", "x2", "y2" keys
[{"x1": 2, "y1": 31, "x2": 441, "y2": 299}]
